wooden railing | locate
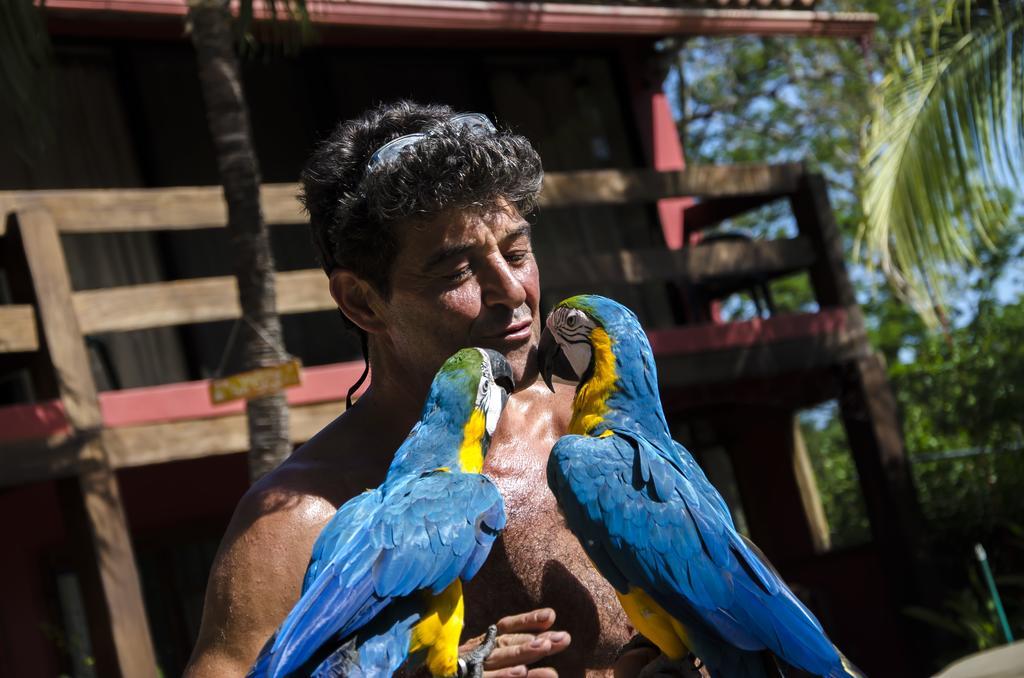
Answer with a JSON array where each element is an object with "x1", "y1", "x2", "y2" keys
[{"x1": 0, "y1": 162, "x2": 837, "y2": 354}]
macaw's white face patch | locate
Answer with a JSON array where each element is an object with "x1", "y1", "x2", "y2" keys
[
  {"x1": 547, "y1": 306, "x2": 598, "y2": 380},
  {"x1": 473, "y1": 348, "x2": 507, "y2": 438}
]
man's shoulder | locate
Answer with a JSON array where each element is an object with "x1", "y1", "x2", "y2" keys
[
  {"x1": 233, "y1": 411, "x2": 391, "y2": 536},
  {"x1": 220, "y1": 460, "x2": 341, "y2": 577},
  {"x1": 239, "y1": 461, "x2": 338, "y2": 529}
]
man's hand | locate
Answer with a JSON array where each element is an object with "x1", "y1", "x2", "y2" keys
[{"x1": 459, "y1": 608, "x2": 571, "y2": 677}]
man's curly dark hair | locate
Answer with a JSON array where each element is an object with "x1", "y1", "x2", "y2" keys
[{"x1": 300, "y1": 101, "x2": 544, "y2": 298}]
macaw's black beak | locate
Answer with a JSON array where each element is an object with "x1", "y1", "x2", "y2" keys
[
  {"x1": 537, "y1": 328, "x2": 576, "y2": 393},
  {"x1": 482, "y1": 348, "x2": 515, "y2": 398}
]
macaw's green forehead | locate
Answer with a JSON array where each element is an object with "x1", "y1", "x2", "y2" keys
[
  {"x1": 438, "y1": 348, "x2": 486, "y2": 380},
  {"x1": 431, "y1": 348, "x2": 486, "y2": 405},
  {"x1": 555, "y1": 295, "x2": 603, "y2": 323},
  {"x1": 557, "y1": 295, "x2": 599, "y2": 316}
]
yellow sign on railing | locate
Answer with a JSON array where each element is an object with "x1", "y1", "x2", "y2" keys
[{"x1": 209, "y1": 359, "x2": 302, "y2": 404}]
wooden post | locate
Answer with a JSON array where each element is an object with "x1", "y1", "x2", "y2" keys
[
  {"x1": 838, "y1": 354, "x2": 924, "y2": 571},
  {"x1": 789, "y1": 171, "x2": 857, "y2": 308},
  {"x1": 790, "y1": 174, "x2": 924, "y2": 601},
  {"x1": 5, "y1": 210, "x2": 159, "y2": 678}
]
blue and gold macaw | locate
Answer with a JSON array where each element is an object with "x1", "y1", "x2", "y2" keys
[
  {"x1": 538, "y1": 295, "x2": 863, "y2": 678},
  {"x1": 249, "y1": 348, "x2": 513, "y2": 677}
]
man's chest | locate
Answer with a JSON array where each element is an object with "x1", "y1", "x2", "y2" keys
[{"x1": 472, "y1": 425, "x2": 634, "y2": 671}]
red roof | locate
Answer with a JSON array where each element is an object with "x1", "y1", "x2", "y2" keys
[{"x1": 43, "y1": 0, "x2": 873, "y2": 39}]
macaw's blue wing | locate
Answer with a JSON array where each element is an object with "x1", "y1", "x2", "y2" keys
[
  {"x1": 258, "y1": 470, "x2": 506, "y2": 677},
  {"x1": 303, "y1": 489, "x2": 383, "y2": 594},
  {"x1": 548, "y1": 432, "x2": 856, "y2": 678}
]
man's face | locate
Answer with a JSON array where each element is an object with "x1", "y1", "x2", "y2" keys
[{"x1": 375, "y1": 201, "x2": 541, "y2": 394}]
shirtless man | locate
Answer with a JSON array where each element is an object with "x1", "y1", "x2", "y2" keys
[{"x1": 184, "y1": 101, "x2": 655, "y2": 677}]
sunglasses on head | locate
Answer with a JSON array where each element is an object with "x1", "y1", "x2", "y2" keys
[{"x1": 365, "y1": 112, "x2": 498, "y2": 172}]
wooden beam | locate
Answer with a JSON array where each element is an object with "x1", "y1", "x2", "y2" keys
[
  {"x1": 1, "y1": 165, "x2": 805, "y2": 235},
  {"x1": 43, "y1": 0, "x2": 878, "y2": 41},
  {"x1": 6, "y1": 210, "x2": 159, "y2": 678},
  {"x1": 0, "y1": 305, "x2": 39, "y2": 353},
  {"x1": 791, "y1": 416, "x2": 832, "y2": 554},
  {"x1": 0, "y1": 183, "x2": 303, "y2": 233},
  {"x1": 647, "y1": 307, "x2": 855, "y2": 356},
  {"x1": 539, "y1": 163, "x2": 804, "y2": 208},
  {"x1": 102, "y1": 400, "x2": 342, "y2": 469},
  {"x1": 654, "y1": 310, "x2": 869, "y2": 389},
  {"x1": 790, "y1": 172, "x2": 857, "y2": 307},
  {"x1": 72, "y1": 236, "x2": 813, "y2": 335},
  {"x1": 660, "y1": 366, "x2": 842, "y2": 413},
  {"x1": 538, "y1": 236, "x2": 814, "y2": 289},
  {"x1": 97, "y1": 360, "x2": 366, "y2": 428},
  {"x1": 0, "y1": 309, "x2": 864, "y2": 478},
  {"x1": 73, "y1": 268, "x2": 332, "y2": 334},
  {"x1": 681, "y1": 194, "x2": 781, "y2": 232},
  {"x1": 838, "y1": 353, "x2": 924, "y2": 581},
  {"x1": 836, "y1": 352, "x2": 930, "y2": 660},
  {"x1": 12, "y1": 210, "x2": 102, "y2": 429},
  {"x1": 0, "y1": 400, "x2": 342, "y2": 486}
]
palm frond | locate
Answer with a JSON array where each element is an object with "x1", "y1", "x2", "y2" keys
[
  {"x1": 859, "y1": 0, "x2": 1024, "y2": 326},
  {"x1": 0, "y1": 0, "x2": 56, "y2": 161}
]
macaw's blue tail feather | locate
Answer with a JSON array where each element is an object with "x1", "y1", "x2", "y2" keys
[
  {"x1": 302, "y1": 599, "x2": 420, "y2": 677},
  {"x1": 309, "y1": 625, "x2": 413, "y2": 677},
  {"x1": 686, "y1": 624, "x2": 783, "y2": 678}
]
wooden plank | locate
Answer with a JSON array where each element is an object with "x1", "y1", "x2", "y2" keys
[
  {"x1": 838, "y1": 353, "x2": 924, "y2": 600},
  {"x1": 660, "y1": 366, "x2": 841, "y2": 412},
  {"x1": 7, "y1": 210, "x2": 159, "y2": 678},
  {"x1": 0, "y1": 305, "x2": 39, "y2": 353},
  {"x1": 57, "y1": 449, "x2": 160, "y2": 678},
  {"x1": 790, "y1": 172, "x2": 857, "y2": 307},
  {"x1": 655, "y1": 321, "x2": 869, "y2": 389},
  {"x1": 73, "y1": 268, "x2": 332, "y2": 334},
  {"x1": 538, "y1": 236, "x2": 814, "y2": 289},
  {"x1": 539, "y1": 163, "x2": 804, "y2": 208},
  {"x1": 0, "y1": 361, "x2": 368, "y2": 446},
  {"x1": 43, "y1": 0, "x2": 879, "y2": 40},
  {"x1": 13, "y1": 210, "x2": 102, "y2": 429},
  {"x1": 647, "y1": 307, "x2": 853, "y2": 356},
  {"x1": 0, "y1": 183, "x2": 304, "y2": 233},
  {"x1": 0, "y1": 164, "x2": 803, "y2": 234},
  {"x1": 72, "y1": 236, "x2": 812, "y2": 336},
  {"x1": 0, "y1": 400, "x2": 343, "y2": 486},
  {"x1": 791, "y1": 417, "x2": 832, "y2": 554},
  {"x1": 97, "y1": 360, "x2": 366, "y2": 427},
  {"x1": 681, "y1": 194, "x2": 781, "y2": 232},
  {"x1": 651, "y1": 308, "x2": 869, "y2": 388},
  {"x1": 102, "y1": 400, "x2": 342, "y2": 468}
]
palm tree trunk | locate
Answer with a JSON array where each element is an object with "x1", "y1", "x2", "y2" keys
[{"x1": 188, "y1": 0, "x2": 290, "y2": 481}]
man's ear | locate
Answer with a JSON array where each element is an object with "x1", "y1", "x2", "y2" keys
[{"x1": 329, "y1": 270, "x2": 387, "y2": 335}]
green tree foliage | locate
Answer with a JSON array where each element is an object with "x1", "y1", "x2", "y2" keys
[{"x1": 672, "y1": 3, "x2": 1024, "y2": 664}]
